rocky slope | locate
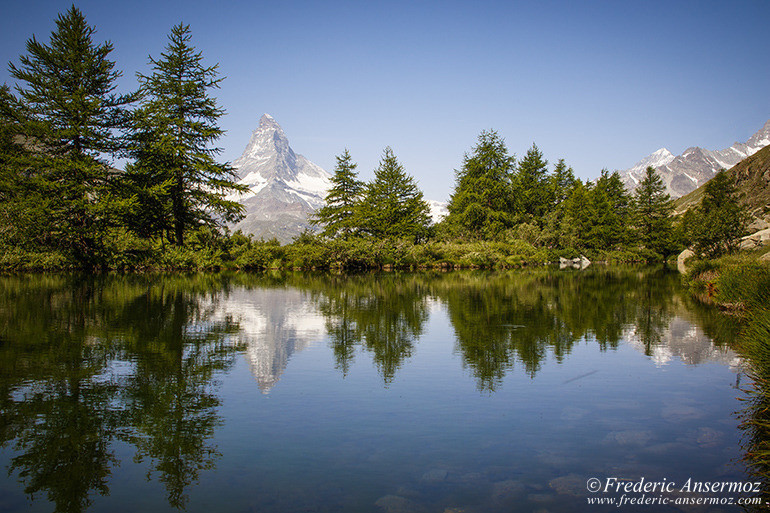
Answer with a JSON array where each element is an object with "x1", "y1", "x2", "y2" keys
[
  {"x1": 229, "y1": 114, "x2": 332, "y2": 243},
  {"x1": 620, "y1": 120, "x2": 770, "y2": 198}
]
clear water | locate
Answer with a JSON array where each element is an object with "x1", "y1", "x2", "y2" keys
[{"x1": 0, "y1": 268, "x2": 756, "y2": 512}]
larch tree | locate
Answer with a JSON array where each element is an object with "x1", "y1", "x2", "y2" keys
[
  {"x1": 633, "y1": 167, "x2": 674, "y2": 256},
  {"x1": 513, "y1": 143, "x2": 550, "y2": 223},
  {"x1": 312, "y1": 149, "x2": 364, "y2": 239},
  {"x1": 444, "y1": 130, "x2": 515, "y2": 239},
  {"x1": 357, "y1": 147, "x2": 431, "y2": 240},
  {"x1": 127, "y1": 23, "x2": 246, "y2": 245},
  {"x1": 688, "y1": 170, "x2": 747, "y2": 258},
  {"x1": 7, "y1": 6, "x2": 135, "y2": 263}
]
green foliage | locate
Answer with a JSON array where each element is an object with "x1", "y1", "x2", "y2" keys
[
  {"x1": 559, "y1": 180, "x2": 593, "y2": 249},
  {"x1": 513, "y1": 143, "x2": 551, "y2": 223},
  {"x1": 312, "y1": 149, "x2": 363, "y2": 238},
  {"x1": 357, "y1": 147, "x2": 431, "y2": 240},
  {"x1": 4, "y1": 10, "x2": 752, "y2": 272},
  {"x1": 5, "y1": 6, "x2": 135, "y2": 266},
  {"x1": 687, "y1": 171, "x2": 748, "y2": 258},
  {"x1": 633, "y1": 167, "x2": 674, "y2": 256},
  {"x1": 8, "y1": 6, "x2": 134, "y2": 159},
  {"x1": 444, "y1": 130, "x2": 515, "y2": 239},
  {"x1": 126, "y1": 23, "x2": 246, "y2": 245}
]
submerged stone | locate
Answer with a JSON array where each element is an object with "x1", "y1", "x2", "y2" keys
[
  {"x1": 549, "y1": 474, "x2": 586, "y2": 496},
  {"x1": 375, "y1": 494, "x2": 423, "y2": 513},
  {"x1": 492, "y1": 479, "x2": 527, "y2": 498}
]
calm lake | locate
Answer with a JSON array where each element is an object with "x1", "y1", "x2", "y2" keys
[{"x1": 0, "y1": 268, "x2": 761, "y2": 512}]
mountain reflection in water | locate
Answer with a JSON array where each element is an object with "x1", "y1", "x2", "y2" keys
[{"x1": 0, "y1": 269, "x2": 753, "y2": 513}]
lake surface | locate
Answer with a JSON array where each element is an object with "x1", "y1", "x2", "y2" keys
[{"x1": 0, "y1": 268, "x2": 760, "y2": 512}]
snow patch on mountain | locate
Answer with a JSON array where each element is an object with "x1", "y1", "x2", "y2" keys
[
  {"x1": 619, "y1": 120, "x2": 770, "y2": 198},
  {"x1": 427, "y1": 200, "x2": 449, "y2": 223},
  {"x1": 229, "y1": 114, "x2": 332, "y2": 243}
]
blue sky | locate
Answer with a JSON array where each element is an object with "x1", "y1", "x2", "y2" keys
[{"x1": 2, "y1": 0, "x2": 768, "y2": 201}]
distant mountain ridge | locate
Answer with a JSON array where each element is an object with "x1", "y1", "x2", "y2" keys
[
  {"x1": 674, "y1": 144, "x2": 770, "y2": 229},
  {"x1": 229, "y1": 114, "x2": 332, "y2": 243},
  {"x1": 619, "y1": 120, "x2": 770, "y2": 198}
]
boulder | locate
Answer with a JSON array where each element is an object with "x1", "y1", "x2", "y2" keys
[
  {"x1": 677, "y1": 249, "x2": 695, "y2": 274},
  {"x1": 740, "y1": 228, "x2": 770, "y2": 250}
]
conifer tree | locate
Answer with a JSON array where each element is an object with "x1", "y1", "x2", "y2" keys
[
  {"x1": 357, "y1": 147, "x2": 431, "y2": 239},
  {"x1": 560, "y1": 180, "x2": 593, "y2": 249},
  {"x1": 591, "y1": 169, "x2": 631, "y2": 249},
  {"x1": 444, "y1": 130, "x2": 515, "y2": 239},
  {"x1": 549, "y1": 158, "x2": 577, "y2": 208},
  {"x1": 127, "y1": 23, "x2": 246, "y2": 245},
  {"x1": 7, "y1": 6, "x2": 134, "y2": 263},
  {"x1": 312, "y1": 149, "x2": 363, "y2": 239},
  {"x1": 633, "y1": 167, "x2": 674, "y2": 256},
  {"x1": 688, "y1": 170, "x2": 746, "y2": 257},
  {"x1": 513, "y1": 143, "x2": 550, "y2": 222}
]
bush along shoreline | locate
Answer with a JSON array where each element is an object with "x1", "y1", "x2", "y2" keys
[
  {"x1": 684, "y1": 247, "x2": 770, "y2": 500},
  {"x1": 0, "y1": 229, "x2": 667, "y2": 273}
]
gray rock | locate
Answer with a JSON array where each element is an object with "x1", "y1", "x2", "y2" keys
[
  {"x1": 527, "y1": 493, "x2": 556, "y2": 503},
  {"x1": 492, "y1": 479, "x2": 527, "y2": 498},
  {"x1": 677, "y1": 249, "x2": 695, "y2": 274},
  {"x1": 740, "y1": 228, "x2": 770, "y2": 249}
]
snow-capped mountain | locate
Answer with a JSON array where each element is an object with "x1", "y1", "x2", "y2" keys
[
  {"x1": 229, "y1": 114, "x2": 332, "y2": 243},
  {"x1": 619, "y1": 119, "x2": 770, "y2": 198},
  {"x1": 427, "y1": 200, "x2": 448, "y2": 223}
]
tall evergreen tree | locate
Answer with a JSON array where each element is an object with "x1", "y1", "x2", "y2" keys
[
  {"x1": 513, "y1": 143, "x2": 550, "y2": 223},
  {"x1": 539, "y1": 158, "x2": 577, "y2": 247},
  {"x1": 591, "y1": 169, "x2": 631, "y2": 249},
  {"x1": 560, "y1": 180, "x2": 593, "y2": 249},
  {"x1": 127, "y1": 23, "x2": 246, "y2": 245},
  {"x1": 549, "y1": 158, "x2": 577, "y2": 208},
  {"x1": 312, "y1": 149, "x2": 363, "y2": 239},
  {"x1": 7, "y1": 6, "x2": 134, "y2": 263},
  {"x1": 357, "y1": 147, "x2": 431, "y2": 239},
  {"x1": 688, "y1": 170, "x2": 746, "y2": 258},
  {"x1": 444, "y1": 130, "x2": 515, "y2": 239},
  {"x1": 632, "y1": 167, "x2": 674, "y2": 256}
]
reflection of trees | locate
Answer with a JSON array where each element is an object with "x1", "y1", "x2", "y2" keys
[
  {"x1": 0, "y1": 274, "x2": 242, "y2": 512},
  {"x1": 115, "y1": 281, "x2": 243, "y2": 510},
  {"x1": 0, "y1": 277, "x2": 124, "y2": 513},
  {"x1": 0, "y1": 268, "x2": 736, "y2": 510},
  {"x1": 301, "y1": 268, "x2": 686, "y2": 391},
  {"x1": 434, "y1": 271, "x2": 577, "y2": 389},
  {"x1": 313, "y1": 274, "x2": 430, "y2": 383},
  {"x1": 433, "y1": 267, "x2": 680, "y2": 391}
]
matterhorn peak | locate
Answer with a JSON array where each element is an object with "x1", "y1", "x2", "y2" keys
[
  {"x1": 259, "y1": 113, "x2": 280, "y2": 129},
  {"x1": 229, "y1": 115, "x2": 331, "y2": 243}
]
